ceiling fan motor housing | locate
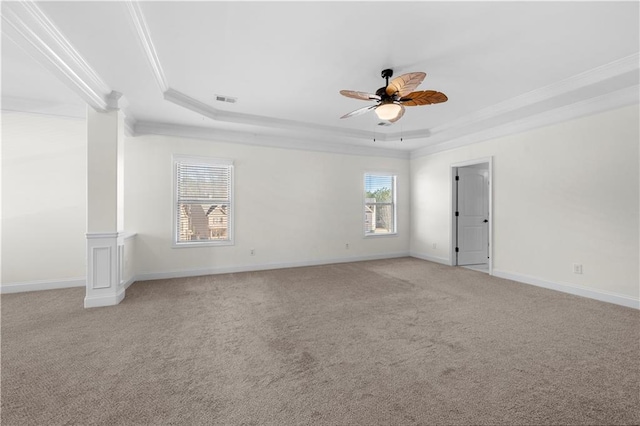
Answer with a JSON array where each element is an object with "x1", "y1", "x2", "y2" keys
[{"x1": 375, "y1": 87, "x2": 390, "y2": 99}]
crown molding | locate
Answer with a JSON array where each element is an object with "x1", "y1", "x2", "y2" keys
[
  {"x1": 0, "y1": 95, "x2": 86, "y2": 119},
  {"x1": 3, "y1": 1, "x2": 637, "y2": 160},
  {"x1": 133, "y1": 120, "x2": 410, "y2": 160},
  {"x1": 124, "y1": 1, "x2": 639, "y2": 151},
  {"x1": 1, "y1": 0, "x2": 111, "y2": 111},
  {"x1": 388, "y1": 52, "x2": 640, "y2": 142},
  {"x1": 125, "y1": 0, "x2": 169, "y2": 93},
  {"x1": 106, "y1": 91, "x2": 124, "y2": 110},
  {"x1": 121, "y1": 2, "x2": 381, "y2": 142},
  {"x1": 410, "y1": 85, "x2": 639, "y2": 159},
  {"x1": 1, "y1": 93, "x2": 138, "y2": 133},
  {"x1": 163, "y1": 88, "x2": 378, "y2": 140},
  {"x1": 123, "y1": 116, "x2": 136, "y2": 137},
  {"x1": 124, "y1": 3, "x2": 384, "y2": 142},
  {"x1": 162, "y1": 52, "x2": 638, "y2": 146}
]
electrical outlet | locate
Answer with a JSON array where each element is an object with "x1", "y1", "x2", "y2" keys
[
  {"x1": 250, "y1": 249, "x2": 255, "y2": 256},
  {"x1": 345, "y1": 243, "x2": 349, "y2": 250},
  {"x1": 573, "y1": 263, "x2": 582, "y2": 274},
  {"x1": 432, "y1": 243, "x2": 437, "y2": 249}
]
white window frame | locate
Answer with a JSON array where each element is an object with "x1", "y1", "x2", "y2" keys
[
  {"x1": 363, "y1": 173, "x2": 397, "y2": 237},
  {"x1": 172, "y1": 155, "x2": 234, "y2": 248}
]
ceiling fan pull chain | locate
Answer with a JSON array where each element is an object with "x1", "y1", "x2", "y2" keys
[{"x1": 373, "y1": 122, "x2": 376, "y2": 142}]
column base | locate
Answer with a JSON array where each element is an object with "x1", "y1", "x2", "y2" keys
[
  {"x1": 84, "y1": 288, "x2": 125, "y2": 308},
  {"x1": 86, "y1": 232, "x2": 124, "y2": 308}
]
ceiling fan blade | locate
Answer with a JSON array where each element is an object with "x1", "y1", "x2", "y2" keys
[
  {"x1": 386, "y1": 72, "x2": 426, "y2": 97},
  {"x1": 399, "y1": 90, "x2": 448, "y2": 106},
  {"x1": 387, "y1": 104, "x2": 406, "y2": 123},
  {"x1": 340, "y1": 90, "x2": 381, "y2": 101},
  {"x1": 340, "y1": 104, "x2": 376, "y2": 119}
]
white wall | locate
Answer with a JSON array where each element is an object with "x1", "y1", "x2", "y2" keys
[
  {"x1": 126, "y1": 134, "x2": 410, "y2": 278},
  {"x1": 4, "y1": 105, "x2": 637, "y2": 308},
  {"x1": 1, "y1": 111, "x2": 87, "y2": 288},
  {"x1": 411, "y1": 104, "x2": 640, "y2": 303}
]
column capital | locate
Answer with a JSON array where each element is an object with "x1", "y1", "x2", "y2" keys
[{"x1": 106, "y1": 91, "x2": 129, "y2": 110}]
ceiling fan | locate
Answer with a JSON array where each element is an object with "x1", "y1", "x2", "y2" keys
[{"x1": 339, "y1": 69, "x2": 448, "y2": 123}]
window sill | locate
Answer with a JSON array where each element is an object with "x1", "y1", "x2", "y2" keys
[
  {"x1": 172, "y1": 240, "x2": 234, "y2": 248},
  {"x1": 364, "y1": 233, "x2": 398, "y2": 238}
]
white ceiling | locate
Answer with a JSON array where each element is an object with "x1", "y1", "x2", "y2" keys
[{"x1": 2, "y1": 1, "x2": 639, "y2": 156}]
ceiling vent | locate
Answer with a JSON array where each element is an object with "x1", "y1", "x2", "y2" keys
[{"x1": 215, "y1": 95, "x2": 237, "y2": 104}]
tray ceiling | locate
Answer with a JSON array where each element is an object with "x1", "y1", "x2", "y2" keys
[{"x1": 2, "y1": 1, "x2": 638, "y2": 157}]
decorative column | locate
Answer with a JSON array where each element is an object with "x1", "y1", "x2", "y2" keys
[{"x1": 85, "y1": 93, "x2": 127, "y2": 308}]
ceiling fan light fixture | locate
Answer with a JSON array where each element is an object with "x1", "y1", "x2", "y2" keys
[
  {"x1": 375, "y1": 103, "x2": 402, "y2": 121},
  {"x1": 339, "y1": 70, "x2": 447, "y2": 124}
]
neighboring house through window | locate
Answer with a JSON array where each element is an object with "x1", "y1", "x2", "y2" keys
[
  {"x1": 174, "y1": 155, "x2": 233, "y2": 246},
  {"x1": 364, "y1": 173, "x2": 396, "y2": 235}
]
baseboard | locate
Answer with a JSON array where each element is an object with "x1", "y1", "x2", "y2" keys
[
  {"x1": 135, "y1": 252, "x2": 411, "y2": 282},
  {"x1": 410, "y1": 252, "x2": 451, "y2": 266},
  {"x1": 1, "y1": 276, "x2": 135, "y2": 294},
  {"x1": 122, "y1": 276, "x2": 136, "y2": 290},
  {"x1": 84, "y1": 288, "x2": 126, "y2": 308},
  {"x1": 1, "y1": 277, "x2": 85, "y2": 294},
  {"x1": 0, "y1": 254, "x2": 409, "y2": 295},
  {"x1": 492, "y1": 269, "x2": 639, "y2": 310}
]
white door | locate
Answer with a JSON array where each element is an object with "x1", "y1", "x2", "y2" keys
[{"x1": 456, "y1": 166, "x2": 489, "y2": 265}]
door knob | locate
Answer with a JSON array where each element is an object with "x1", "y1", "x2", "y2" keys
[{"x1": 483, "y1": 219, "x2": 488, "y2": 223}]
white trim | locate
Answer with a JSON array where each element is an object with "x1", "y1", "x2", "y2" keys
[
  {"x1": 410, "y1": 252, "x2": 450, "y2": 266},
  {"x1": 163, "y1": 88, "x2": 376, "y2": 141},
  {"x1": 407, "y1": 53, "x2": 640, "y2": 142},
  {"x1": 1, "y1": 277, "x2": 84, "y2": 294},
  {"x1": 135, "y1": 252, "x2": 410, "y2": 282},
  {"x1": 0, "y1": 97, "x2": 86, "y2": 120},
  {"x1": 158, "y1": 54, "x2": 638, "y2": 147},
  {"x1": 124, "y1": 116, "x2": 136, "y2": 137},
  {"x1": 134, "y1": 121, "x2": 410, "y2": 160},
  {"x1": 493, "y1": 269, "x2": 639, "y2": 310},
  {"x1": 125, "y1": 1, "x2": 169, "y2": 92},
  {"x1": 171, "y1": 240, "x2": 234, "y2": 248},
  {"x1": 84, "y1": 288, "x2": 125, "y2": 309},
  {"x1": 123, "y1": 276, "x2": 136, "y2": 290},
  {"x1": 86, "y1": 232, "x2": 119, "y2": 239},
  {"x1": 136, "y1": 84, "x2": 639, "y2": 161},
  {"x1": 173, "y1": 154, "x2": 233, "y2": 166},
  {"x1": 7, "y1": 262, "x2": 636, "y2": 311},
  {"x1": 0, "y1": 4, "x2": 636, "y2": 159},
  {"x1": 1, "y1": 1, "x2": 111, "y2": 111},
  {"x1": 451, "y1": 157, "x2": 494, "y2": 168},
  {"x1": 172, "y1": 156, "x2": 235, "y2": 247},
  {"x1": 363, "y1": 173, "x2": 398, "y2": 237},
  {"x1": 412, "y1": 85, "x2": 639, "y2": 158},
  {"x1": 117, "y1": 231, "x2": 137, "y2": 241},
  {"x1": 450, "y1": 158, "x2": 493, "y2": 274}
]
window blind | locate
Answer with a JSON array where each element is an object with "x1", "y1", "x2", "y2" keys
[{"x1": 175, "y1": 158, "x2": 233, "y2": 244}]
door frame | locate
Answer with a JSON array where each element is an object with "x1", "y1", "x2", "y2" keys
[{"x1": 450, "y1": 157, "x2": 493, "y2": 275}]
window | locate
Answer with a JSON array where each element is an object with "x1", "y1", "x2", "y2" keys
[
  {"x1": 174, "y1": 156, "x2": 233, "y2": 246},
  {"x1": 364, "y1": 173, "x2": 396, "y2": 235}
]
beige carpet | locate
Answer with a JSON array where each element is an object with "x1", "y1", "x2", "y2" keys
[{"x1": 2, "y1": 258, "x2": 639, "y2": 425}]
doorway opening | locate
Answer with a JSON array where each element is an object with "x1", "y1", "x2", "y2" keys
[{"x1": 451, "y1": 158, "x2": 493, "y2": 275}]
